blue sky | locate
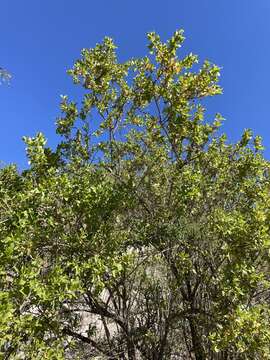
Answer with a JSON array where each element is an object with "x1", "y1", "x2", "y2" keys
[{"x1": 1, "y1": 0, "x2": 270, "y2": 168}]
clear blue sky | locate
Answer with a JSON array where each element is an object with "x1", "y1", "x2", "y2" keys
[{"x1": 1, "y1": 0, "x2": 270, "y2": 168}]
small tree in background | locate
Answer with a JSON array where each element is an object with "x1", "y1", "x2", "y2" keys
[
  {"x1": 0, "y1": 67, "x2": 11, "y2": 84},
  {"x1": 1, "y1": 30, "x2": 270, "y2": 359}
]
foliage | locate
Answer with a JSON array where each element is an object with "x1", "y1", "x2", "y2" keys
[
  {"x1": 1, "y1": 30, "x2": 270, "y2": 359},
  {"x1": 0, "y1": 68, "x2": 11, "y2": 84}
]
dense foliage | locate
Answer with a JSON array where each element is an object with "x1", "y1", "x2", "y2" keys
[{"x1": 1, "y1": 30, "x2": 270, "y2": 359}]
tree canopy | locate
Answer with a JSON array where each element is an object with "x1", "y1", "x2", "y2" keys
[
  {"x1": 1, "y1": 30, "x2": 270, "y2": 359},
  {"x1": 0, "y1": 67, "x2": 11, "y2": 84}
]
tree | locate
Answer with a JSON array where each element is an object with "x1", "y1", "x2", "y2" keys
[
  {"x1": 1, "y1": 29, "x2": 270, "y2": 359},
  {"x1": 0, "y1": 67, "x2": 11, "y2": 84}
]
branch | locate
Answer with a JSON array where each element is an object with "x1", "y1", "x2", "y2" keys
[{"x1": 63, "y1": 328, "x2": 105, "y2": 355}]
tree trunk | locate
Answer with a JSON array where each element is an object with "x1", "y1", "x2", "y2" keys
[
  {"x1": 127, "y1": 337, "x2": 136, "y2": 360},
  {"x1": 188, "y1": 316, "x2": 205, "y2": 360}
]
